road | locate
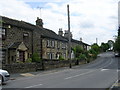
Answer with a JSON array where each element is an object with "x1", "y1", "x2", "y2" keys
[{"x1": 2, "y1": 52, "x2": 120, "y2": 89}]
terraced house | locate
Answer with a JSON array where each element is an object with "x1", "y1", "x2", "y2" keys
[{"x1": 1, "y1": 16, "x2": 90, "y2": 64}]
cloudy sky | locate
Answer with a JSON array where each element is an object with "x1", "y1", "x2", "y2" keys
[{"x1": 0, "y1": 0, "x2": 119, "y2": 45}]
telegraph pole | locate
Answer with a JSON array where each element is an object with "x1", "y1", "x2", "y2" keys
[
  {"x1": 96, "y1": 38, "x2": 98, "y2": 44},
  {"x1": 67, "y1": 4, "x2": 72, "y2": 68}
]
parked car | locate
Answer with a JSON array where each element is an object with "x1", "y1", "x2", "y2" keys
[
  {"x1": 114, "y1": 52, "x2": 120, "y2": 57},
  {"x1": 0, "y1": 69, "x2": 10, "y2": 84}
]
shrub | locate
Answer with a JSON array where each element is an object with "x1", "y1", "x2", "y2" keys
[
  {"x1": 32, "y1": 52, "x2": 41, "y2": 62},
  {"x1": 16, "y1": 60, "x2": 23, "y2": 64},
  {"x1": 78, "y1": 54, "x2": 87, "y2": 60},
  {"x1": 25, "y1": 58, "x2": 32, "y2": 63},
  {"x1": 73, "y1": 45, "x2": 84, "y2": 59},
  {"x1": 59, "y1": 55, "x2": 64, "y2": 60}
]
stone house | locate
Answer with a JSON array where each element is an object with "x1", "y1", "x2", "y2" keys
[
  {"x1": 1, "y1": 16, "x2": 90, "y2": 64},
  {"x1": 40, "y1": 28, "x2": 68, "y2": 60},
  {"x1": 57, "y1": 29, "x2": 91, "y2": 59},
  {"x1": 1, "y1": 16, "x2": 68, "y2": 64}
]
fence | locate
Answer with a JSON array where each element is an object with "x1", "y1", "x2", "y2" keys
[{"x1": 2, "y1": 59, "x2": 85, "y2": 73}]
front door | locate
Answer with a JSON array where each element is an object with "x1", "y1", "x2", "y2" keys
[{"x1": 19, "y1": 51, "x2": 25, "y2": 62}]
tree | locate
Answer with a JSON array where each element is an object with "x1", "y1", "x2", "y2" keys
[
  {"x1": 100, "y1": 42, "x2": 109, "y2": 52},
  {"x1": 114, "y1": 27, "x2": 120, "y2": 54},
  {"x1": 73, "y1": 45, "x2": 84, "y2": 59},
  {"x1": 118, "y1": 27, "x2": 120, "y2": 36},
  {"x1": 114, "y1": 36, "x2": 120, "y2": 53},
  {"x1": 107, "y1": 40, "x2": 114, "y2": 50},
  {"x1": 91, "y1": 43, "x2": 100, "y2": 54}
]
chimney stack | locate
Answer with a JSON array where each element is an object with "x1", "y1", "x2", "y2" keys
[
  {"x1": 80, "y1": 37, "x2": 82, "y2": 42},
  {"x1": 64, "y1": 30, "x2": 72, "y2": 39},
  {"x1": 58, "y1": 28, "x2": 63, "y2": 36},
  {"x1": 36, "y1": 17, "x2": 43, "y2": 27}
]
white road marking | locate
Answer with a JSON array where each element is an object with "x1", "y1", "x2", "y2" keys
[
  {"x1": 64, "y1": 70, "x2": 95, "y2": 80},
  {"x1": 100, "y1": 58, "x2": 113, "y2": 69},
  {"x1": 117, "y1": 70, "x2": 120, "y2": 72},
  {"x1": 65, "y1": 59, "x2": 114, "y2": 80},
  {"x1": 101, "y1": 69, "x2": 109, "y2": 71},
  {"x1": 25, "y1": 84, "x2": 43, "y2": 88}
]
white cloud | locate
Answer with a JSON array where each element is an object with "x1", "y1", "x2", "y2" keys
[{"x1": 0, "y1": 0, "x2": 119, "y2": 45}]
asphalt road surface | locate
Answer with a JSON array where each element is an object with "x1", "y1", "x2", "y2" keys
[{"x1": 2, "y1": 52, "x2": 120, "y2": 89}]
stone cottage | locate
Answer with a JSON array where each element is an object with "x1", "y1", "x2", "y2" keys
[{"x1": 1, "y1": 16, "x2": 90, "y2": 64}]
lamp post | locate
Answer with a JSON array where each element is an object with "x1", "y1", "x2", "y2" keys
[{"x1": 67, "y1": 5, "x2": 72, "y2": 68}]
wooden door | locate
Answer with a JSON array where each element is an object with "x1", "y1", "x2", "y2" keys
[{"x1": 19, "y1": 51, "x2": 25, "y2": 62}]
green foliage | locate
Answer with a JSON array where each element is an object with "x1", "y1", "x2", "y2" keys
[
  {"x1": 118, "y1": 27, "x2": 120, "y2": 36},
  {"x1": 25, "y1": 58, "x2": 32, "y2": 63},
  {"x1": 114, "y1": 36, "x2": 120, "y2": 53},
  {"x1": 73, "y1": 44, "x2": 100, "y2": 63},
  {"x1": 88, "y1": 49, "x2": 97, "y2": 59},
  {"x1": 100, "y1": 43, "x2": 109, "y2": 52},
  {"x1": 59, "y1": 55, "x2": 64, "y2": 60},
  {"x1": 113, "y1": 28, "x2": 120, "y2": 53},
  {"x1": 88, "y1": 49, "x2": 97, "y2": 55},
  {"x1": 73, "y1": 45, "x2": 84, "y2": 59},
  {"x1": 78, "y1": 54, "x2": 87, "y2": 60},
  {"x1": 16, "y1": 60, "x2": 23, "y2": 64},
  {"x1": 91, "y1": 43, "x2": 100, "y2": 54},
  {"x1": 87, "y1": 43, "x2": 101, "y2": 59},
  {"x1": 32, "y1": 52, "x2": 41, "y2": 62}
]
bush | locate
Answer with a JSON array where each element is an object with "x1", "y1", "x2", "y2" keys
[
  {"x1": 59, "y1": 56, "x2": 64, "y2": 60},
  {"x1": 32, "y1": 53, "x2": 41, "y2": 62},
  {"x1": 25, "y1": 58, "x2": 32, "y2": 63},
  {"x1": 73, "y1": 46, "x2": 84, "y2": 59},
  {"x1": 16, "y1": 60, "x2": 23, "y2": 64},
  {"x1": 78, "y1": 54, "x2": 87, "y2": 60},
  {"x1": 88, "y1": 49, "x2": 97, "y2": 59}
]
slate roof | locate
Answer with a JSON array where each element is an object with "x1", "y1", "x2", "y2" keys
[
  {"x1": 1, "y1": 16, "x2": 67, "y2": 42},
  {"x1": 1, "y1": 16, "x2": 90, "y2": 45},
  {"x1": 41, "y1": 28, "x2": 67, "y2": 41},
  {"x1": 8, "y1": 42, "x2": 21, "y2": 49},
  {"x1": 71, "y1": 39, "x2": 82, "y2": 45}
]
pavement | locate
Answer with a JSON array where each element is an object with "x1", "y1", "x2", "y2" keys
[{"x1": 9, "y1": 66, "x2": 70, "y2": 80}]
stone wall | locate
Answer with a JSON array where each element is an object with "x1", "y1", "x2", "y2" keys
[
  {"x1": 2, "y1": 59, "x2": 86, "y2": 73},
  {"x1": 2, "y1": 63, "x2": 38, "y2": 73}
]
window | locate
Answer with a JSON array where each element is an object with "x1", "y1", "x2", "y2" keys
[
  {"x1": 51, "y1": 41, "x2": 55, "y2": 47},
  {"x1": 2, "y1": 29, "x2": 6, "y2": 40},
  {"x1": 47, "y1": 52, "x2": 55, "y2": 59},
  {"x1": 47, "y1": 52, "x2": 50, "y2": 59},
  {"x1": 57, "y1": 41, "x2": 60, "y2": 49},
  {"x1": 23, "y1": 33, "x2": 29, "y2": 37},
  {"x1": 47, "y1": 40, "x2": 55, "y2": 48},
  {"x1": 23, "y1": 33, "x2": 29, "y2": 42},
  {"x1": 52, "y1": 53, "x2": 55, "y2": 59},
  {"x1": 47, "y1": 40, "x2": 50, "y2": 47},
  {"x1": 2, "y1": 29, "x2": 5, "y2": 35},
  {"x1": 62, "y1": 43, "x2": 66, "y2": 49}
]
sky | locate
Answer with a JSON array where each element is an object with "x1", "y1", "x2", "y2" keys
[{"x1": 0, "y1": 0, "x2": 119, "y2": 45}]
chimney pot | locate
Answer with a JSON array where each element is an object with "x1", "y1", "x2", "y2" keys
[{"x1": 36, "y1": 17, "x2": 43, "y2": 27}]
